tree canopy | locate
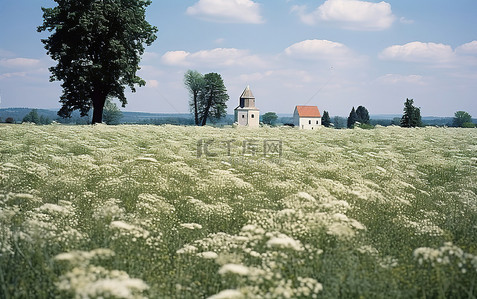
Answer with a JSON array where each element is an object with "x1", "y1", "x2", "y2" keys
[
  {"x1": 400, "y1": 98, "x2": 422, "y2": 127},
  {"x1": 102, "y1": 99, "x2": 123, "y2": 125},
  {"x1": 453, "y1": 111, "x2": 473, "y2": 127},
  {"x1": 22, "y1": 109, "x2": 52, "y2": 125},
  {"x1": 262, "y1": 112, "x2": 278, "y2": 125},
  {"x1": 184, "y1": 70, "x2": 205, "y2": 126},
  {"x1": 347, "y1": 107, "x2": 358, "y2": 128},
  {"x1": 38, "y1": 0, "x2": 157, "y2": 124},
  {"x1": 198, "y1": 73, "x2": 229, "y2": 126},
  {"x1": 322, "y1": 110, "x2": 331, "y2": 127},
  {"x1": 356, "y1": 106, "x2": 370, "y2": 124}
]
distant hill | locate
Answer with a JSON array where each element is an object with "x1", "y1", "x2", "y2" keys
[{"x1": 0, "y1": 108, "x2": 90, "y2": 124}]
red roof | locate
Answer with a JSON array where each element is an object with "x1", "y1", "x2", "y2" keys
[{"x1": 295, "y1": 106, "x2": 321, "y2": 117}]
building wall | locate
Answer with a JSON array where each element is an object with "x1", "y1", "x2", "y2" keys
[
  {"x1": 293, "y1": 110, "x2": 300, "y2": 127},
  {"x1": 248, "y1": 110, "x2": 259, "y2": 127},
  {"x1": 236, "y1": 109, "x2": 260, "y2": 127},
  {"x1": 298, "y1": 117, "x2": 321, "y2": 130}
]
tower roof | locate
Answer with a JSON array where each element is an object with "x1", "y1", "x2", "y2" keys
[{"x1": 240, "y1": 85, "x2": 255, "y2": 99}]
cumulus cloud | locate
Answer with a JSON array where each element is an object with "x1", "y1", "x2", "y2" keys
[
  {"x1": 0, "y1": 58, "x2": 41, "y2": 69},
  {"x1": 161, "y1": 48, "x2": 266, "y2": 68},
  {"x1": 186, "y1": 0, "x2": 264, "y2": 24},
  {"x1": 456, "y1": 41, "x2": 477, "y2": 55},
  {"x1": 399, "y1": 17, "x2": 414, "y2": 24},
  {"x1": 379, "y1": 42, "x2": 456, "y2": 64},
  {"x1": 284, "y1": 39, "x2": 363, "y2": 66},
  {"x1": 292, "y1": 0, "x2": 395, "y2": 31}
]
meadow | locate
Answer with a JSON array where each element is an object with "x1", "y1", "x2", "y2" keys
[{"x1": 0, "y1": 123, "x2": 476, "y2": 298}]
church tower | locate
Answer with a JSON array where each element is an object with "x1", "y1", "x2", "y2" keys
[{"x1": 234, "y1": 86, "x2": 260, "y2": 127}]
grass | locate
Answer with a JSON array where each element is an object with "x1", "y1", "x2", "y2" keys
[{"x1": 0, "y1": 124, "x2": 476, "y2": 298}]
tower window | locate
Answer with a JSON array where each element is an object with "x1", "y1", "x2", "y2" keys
[
  {"x1": 242, "y1": 115, "x2": 245, "y2": 118},
  {"x1": 251, "y1": 114, "x2": 255, "y2": 118},
  {"x1": 309, "y1": 120, "x2": 311, "y2": 124}
]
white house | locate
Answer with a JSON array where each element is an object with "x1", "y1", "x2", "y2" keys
[
  {"x1": 234, "y1": 86, "x2": 260, "y2": 127},
  {"x1": 293, "y1": 105, "x2": 322, "y2": 129}
]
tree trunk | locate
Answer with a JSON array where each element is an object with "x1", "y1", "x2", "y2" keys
[
  {"x1": 91, "y1": 88, "x2": 107, "y2": 124},
  {"x1": 200, "y1": 92, "x2": 213, "y2": 126},
  {"x1": 193, "y1": 91, "x2": 199, "y2": 126}
]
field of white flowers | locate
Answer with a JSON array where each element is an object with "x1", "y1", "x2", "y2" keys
[{"x1": 0, "y1": 123, "x2": 476, "y2": 298}]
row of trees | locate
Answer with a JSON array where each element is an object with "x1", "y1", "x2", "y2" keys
[
  {"x1": 22, "y1": 109, "x2": 52, "y2": 125},
  {"x1": 184, "y1": 70, "x2": 229, "y2": 126},
  {"x1": 322, "y1": 99, "x2": 422, "y2": 129}
]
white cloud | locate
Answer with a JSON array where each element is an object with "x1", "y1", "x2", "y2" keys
[
  {"x1": 456, "y1": 41, "x2": 477, "y2": 55},
  {"x1": 377, "y1": 74, "x2": 425, "y2": 85},
  {"x1": 162, "y1": 51, "x2": 191, "y2": 66},
  {"x1": 379, "y1": 42, "x2": 456, "y2": 65},
  {"x1": 399, "y1": 17, "x2": 414, "y2": 24},
  {"x1": 161, "y1": 48, "x2": 266, "y2": 68},
  {"x1": 186, "y1": 0, "x2": 264, "y2": 24},
  {"x1": 284, "y1": 39, "x2": 363, "y2": 67},
  {"x1": 0, "y1": 71, "x2": 28, "y2": 80},
  {"x1": 0, "y1": 58, "x2": 41, "y2": 69},
  {"x1": 292, "y1": 0, "x2": 395, "y2": 31}
]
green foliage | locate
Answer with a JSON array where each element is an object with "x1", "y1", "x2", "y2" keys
[
  {"x1": 38, "y1": 0, "x2": 158, "y2": 124},
  {"x1": 322, "y1": 111, "x2": 331, "y2": 127},
  {"x1": 5, "y1": 117, "x2": 14, "y2": 123},
  {"x1": 356, "y1": 106, "x2": 370, "y2": 124},
  {"x1": 462, "y1": 122, "x2": 476, "y2": 128},
  {"x1": 22, "y1": 109, "x2": 52, "y2": 125},
  {"x1": 184, "y1": 70, "x2": 206, "y2": 126},
  {"x1": 198, "y1": 73, "x2": 229, "y2": 126},
  {"x1": 453, "y1": 111, "x2": 472, "y2": 127},
  {"x1": 392, "y1": 117, "x2": 401, "y2": 126},
  {"x1": 347, "y1": 107, "x2": 358, "y2": 128},
  {"x1": 333, "y1": 116, "x2": 346, "y2": 129},
  {"x1": 22, "y1": 109, "x2": 40, "y2": 124},
  {"x1": 400, "y1": 98, "x2": 422, "y2": 127},
  {"x1": 102, "y1": 99, "x2": 123, "y2": 125},
  {"x1": 261, "y1": 112, "x2": 278, "y2": 125},
  {"x1": 358, "y1": 123, "x2": 375, "y2": 129}
]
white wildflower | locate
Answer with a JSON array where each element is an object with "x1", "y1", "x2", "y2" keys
[
  {"x1": 218, "y1": 264, "x2": 250, "y2": 276},
  {"x1": 208, "y1": 289, "x2": 243, "y2": 299},
  {"x1": 267, "y1": 234, "x2": 304, "y2": 251},
  {"x1": 180, "y1": 223, "x2": 203, "y2": 230},
  {"x1": 297, "y1": 192, "x2": 316, "y2": 202},
  {"x1": 176, "y1": 245, "x2": 198, "y2": 254},
  {"x1": 197, "y1": 251, "x2": 218, "y2": 259},
  {"x1": 327, "y1": 223, "x2": 355, "y2": 238}
]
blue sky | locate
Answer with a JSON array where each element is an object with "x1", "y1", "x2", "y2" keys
[{"x1": 1, "y1": 0, "x2": 476, "y2": 117}]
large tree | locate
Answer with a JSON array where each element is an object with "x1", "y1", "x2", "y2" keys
[
  {"x1": 453, "y1": 111, "x2": 472, "y2": 127},
  {"x1": 322, "y1": 110, "x2": 331, "y2": 127},
  {"x1": 184, "y1": 70, "x2": 205, "y2": 126},
  {"x1": 356, "y1": 106, "x2": 370, "y2": 124},
  {"x1": 347, "y1": 107, "x2": 358, "y2": 129},
  {"x1": 198, "y1": 73, "x2": 229, "y2": 126},
  {"x1": 38, "y1": 0, "x2": 157, "y2": 124},
  {"x1": 400, "y1": 98, "x2": 422, "y2": 127}
]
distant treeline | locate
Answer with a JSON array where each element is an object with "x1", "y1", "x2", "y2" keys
[{"x1": 0, "y1": 108, "x2": 473, "y2": 127}]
